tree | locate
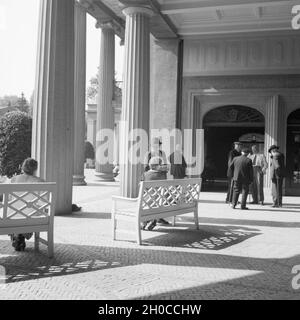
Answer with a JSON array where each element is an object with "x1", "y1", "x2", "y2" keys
[
  {"x1": 0, "y1": 95, "x2": 19, "y2": 107},
  {"x1": 85, "y1": 141, "x2": 95, "y2": 160},
  {"x1": 0, "y1": 111, "x2": 32, "y2": 178},
  {"x1": 86, "y1": 69, "x2": 122, "y2": 102},
  {"x1": 15, "y1": 92, "x2": 30, "y2": 113}
]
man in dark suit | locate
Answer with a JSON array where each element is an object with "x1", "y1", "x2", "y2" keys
[
  {"x1": 226, "y1": 142, "x2": 242, "y2": 203},
  {"x1": 269, "y1": 145, "x2": 286, "y2": 207},
  {"x1": 229, "y1": 148, "x2": 253, "y2": 210}
]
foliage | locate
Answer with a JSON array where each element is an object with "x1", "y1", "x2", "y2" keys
[
  {"x1": 86, "y1": 70, "x2": 122, "y2": 102},
  {"x1": 85, "y1": 141, "x2": 95, "y2": 160},
  {"x1": 0, "y1": 111, "x2": 32, "y2": 178}
]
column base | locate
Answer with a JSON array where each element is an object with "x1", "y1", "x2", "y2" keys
[
  {"x1": 72, "y1": 175, "x2": 87, "y2": 186},
  {"x1": 94, "y1": 171, "x2": 115, "y2": 181}
]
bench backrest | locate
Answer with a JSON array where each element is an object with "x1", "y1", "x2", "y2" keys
[
  {"x1": 0, "y1": 183, "x2": 56, "y2": 227},
  {"x1": 138, "y1": 178, "x2": 201, "y2": 217}
]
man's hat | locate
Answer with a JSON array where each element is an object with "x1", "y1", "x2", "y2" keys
[
  {"x1": 268, "y1": 145, "x2": 279, "y2": 153},
  {"x1": 234, "y1": 141, "x2": 242, "y2": 145},
  {"x1": 241, "y1": 148, "x2": 250, "y2": 154}
]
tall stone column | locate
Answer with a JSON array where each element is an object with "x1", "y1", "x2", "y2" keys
[
  {"x1": 73, "y1": 2, "x2": 87, "y2": 186},
  {"x1": 264, "y1": 95, "x2": 285, "y2": 189},
  {"x1": 95, "y1": 22, "x2": 115, "y2": 181},
  {"x1": 120, "y1": 6, "x2": 153, "y2": 198},
  {"x1": 32, "y1": 0, "x2": 75, "y2": 215}
]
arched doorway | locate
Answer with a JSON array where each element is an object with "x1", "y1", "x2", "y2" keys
[
  {"x1": 202, "y1": 105, "x2": 265, "y2": 191},
  {"x1": 286, "y1": 109, "x2": 300, "y2": 196}
]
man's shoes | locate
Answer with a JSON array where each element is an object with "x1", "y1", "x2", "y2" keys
[
  {"x1": 241, "y1": 207, "x2": 249, "y2": 210},
  {"x1": 146, "y1": 220, "x2": 157, "y2": 231},
  {"x1": 260, "y1": 201, "x2": 264, "y2": 206},
  {"x1": 157, "y1": 218, "x2": 169, "y2": 225},
  {"x1": 250, "y1": 201, "x2": 258, "y2": 204},
  {"x1": 231, "y1": 204, "x2": 236, "y2": 209},
  {"x1": 271, "y1": 204, "x2": 279, "y2": 208}
]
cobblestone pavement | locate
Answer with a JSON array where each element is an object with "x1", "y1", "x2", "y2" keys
[{"x1": 1, "y1": 171, "x2": 300, "y2": 300}]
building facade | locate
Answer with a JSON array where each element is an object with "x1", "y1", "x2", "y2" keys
[{"x1": 32, "y1": 0, "x2": 300, "y2": 214}]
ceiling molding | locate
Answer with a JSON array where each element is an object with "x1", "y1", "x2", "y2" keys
[{"x1": 160, "y1": 0, "x2": 298, "y2": 15}]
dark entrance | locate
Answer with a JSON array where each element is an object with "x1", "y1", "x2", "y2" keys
[
  {"x1": 286, "y1": 109, "x2": 300, "y2": 196},
  {"x1": 202, "y1": 105, "x2": 265, "y2": 191}
]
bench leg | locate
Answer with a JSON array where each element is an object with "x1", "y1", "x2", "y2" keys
[
  {"x1": 136, "y1": 219, "x2": 142, "y2": 245},
  {"x1": 47, "y1": 229, "x2": 54, "y2": 258},
  {"x1": 194, "y1": 208, "x2": 199, "y2": 230},
  {"x1": 112, "y1": 212, "x2": 116, "y2": 241},
  {"x1": 172, "y1": 216, "x2": 176, "y2": 226},
  {"x1": 34, "y1": 232, "x2": 40, "y2": 251}
]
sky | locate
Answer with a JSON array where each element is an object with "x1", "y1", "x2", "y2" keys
[{"x1": 0, "y1": 0, "x2": 124, "y2": 99}]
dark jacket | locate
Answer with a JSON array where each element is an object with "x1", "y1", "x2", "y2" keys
[
  {"x1": 229, "y1": 155, "x2": 253, "y2": 184},
  {"x1": 227, "y1": 149, "x2": 241, "y2": 178},
  {"x1": 270, "y1": 151, "x2": 286, "y2": 179},
  {"x1": 142, "y1": 170, "x2": 166, "y2": 181},
  {"x1": 169, "y1": 151, "x2": 187, "y2": 178}
]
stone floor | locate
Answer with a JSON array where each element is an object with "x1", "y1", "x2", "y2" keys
[{"x1": 0, "y1": 170, "x2": 300, "y2": 300}]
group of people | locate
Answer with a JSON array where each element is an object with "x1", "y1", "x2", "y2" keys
[
  {"x1": 141, "y1": 138, "x2": 187, "y2": 231},
  {"x1": 226, "y1": 141, "x2": 286, "y2": 210}
]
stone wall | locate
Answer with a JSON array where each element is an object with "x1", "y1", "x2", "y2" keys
[{"x1": 150, "y1": 36, "x2": 179, "y2": 131}]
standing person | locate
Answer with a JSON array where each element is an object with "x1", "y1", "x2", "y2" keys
[
  {"x1": 144, "y1": 137, "x2": 169, "y2": 225},
  {"x1": 248, "y1": 145, "x2": 268, "y2": 205},
  {"x1": 229, "y1": 148, "x2": 253, "y2": 210},
  {"x1": 169, "y1": 144, "x2": 187, "y2": 179},
  {"x1": 226, "y1": 141, "x2": 242, "y2": 203},
  {"x1": 269, "y1": 145, "x2": 286, "y2": 208},
  {"x1": 10, "y1": 158, "x2": 45, "y2": 251},
  {"x1": 141, "y1": 157, "x2": 167, "y2": 231}
]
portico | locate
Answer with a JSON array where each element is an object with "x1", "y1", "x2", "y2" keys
[{"x1": 32, "y1": 0, "x2": 300, "y2": 214}]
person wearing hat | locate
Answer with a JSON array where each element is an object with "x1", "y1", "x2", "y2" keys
[
  {"x1": 248, "y1": 144, "x2": 268, "y2": 205},
  {"x1": 229, "y1": 148, "x2": 253, "y2": 210},
  {"x1": 141, "y1": 156, "x2": 167, "y2": 231},
  {"x1": 143, "y1": 138, "x2": 169, "y2": 226},
  {"x1": 269, "y1": 145, "x2": 286, "y2": 207},
  {"x1": 226, "y1": 141, "x2": 242, "y2": 203}
]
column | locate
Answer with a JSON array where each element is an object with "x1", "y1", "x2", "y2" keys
[
  {"x1": 264, "y1": 95, "x2": 285, "y2": 189},
  {"x1": 73, "y1": 2, "x2": 87, "y2": 186},
  {"x1": 113, "y1": 122, "x2": 120, "y2": 166},
  {"x1": 120, "y1": 6, "x2": 153, "y2": 198},
  {"x1": 32, "y1": 0, "x2": 75, "y2": 215},
  {"x1": 95, "y1": 22, "x2": 115, "y2": 181}
]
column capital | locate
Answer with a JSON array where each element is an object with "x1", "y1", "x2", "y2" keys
[
  {"x1": 78, "y1": 0, "x2": 93, "y2": 11},
  {"x1": 121, "y1": 6, "x2": 154, "y2": 17},
  {"x1": 95, "y1": 19, "x2": 123, "y2": 35}
]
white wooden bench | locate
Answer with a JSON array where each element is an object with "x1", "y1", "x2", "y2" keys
[
  {"x1": 112, "y1": 178, "x2": 201, "y2": 244},
  {"x1": 0, "y1": 183, "x2": 56, "y2": 257}
]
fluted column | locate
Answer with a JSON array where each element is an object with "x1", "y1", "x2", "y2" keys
[
  {"x1": 73, "y1": 2, "x2": 87, "y2": 186},
  {"x1": 32, "y1": 0, "x2": 75, "y2": 215},
  {"x1": 95, "y1": 22, "x2": 115, "y2": 181},
  {"x1": 264, "y1": 95, "x2": 285, "y2": 188},
  {"x1": 120, "y1": 6, "x2": 153, "y2": 198}
]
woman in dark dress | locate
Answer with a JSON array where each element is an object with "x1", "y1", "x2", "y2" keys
[{"x1": 169, "y1": 144, "x2": 187, "y2": 179}]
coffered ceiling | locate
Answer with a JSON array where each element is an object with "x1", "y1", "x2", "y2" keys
[{"x1": 81, "y1": 0, "x2": 298, "y2": 39}]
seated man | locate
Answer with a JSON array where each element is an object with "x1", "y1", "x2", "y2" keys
[{"x1": 141, "y1": 156, "x2": 167, "y2": 231}]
